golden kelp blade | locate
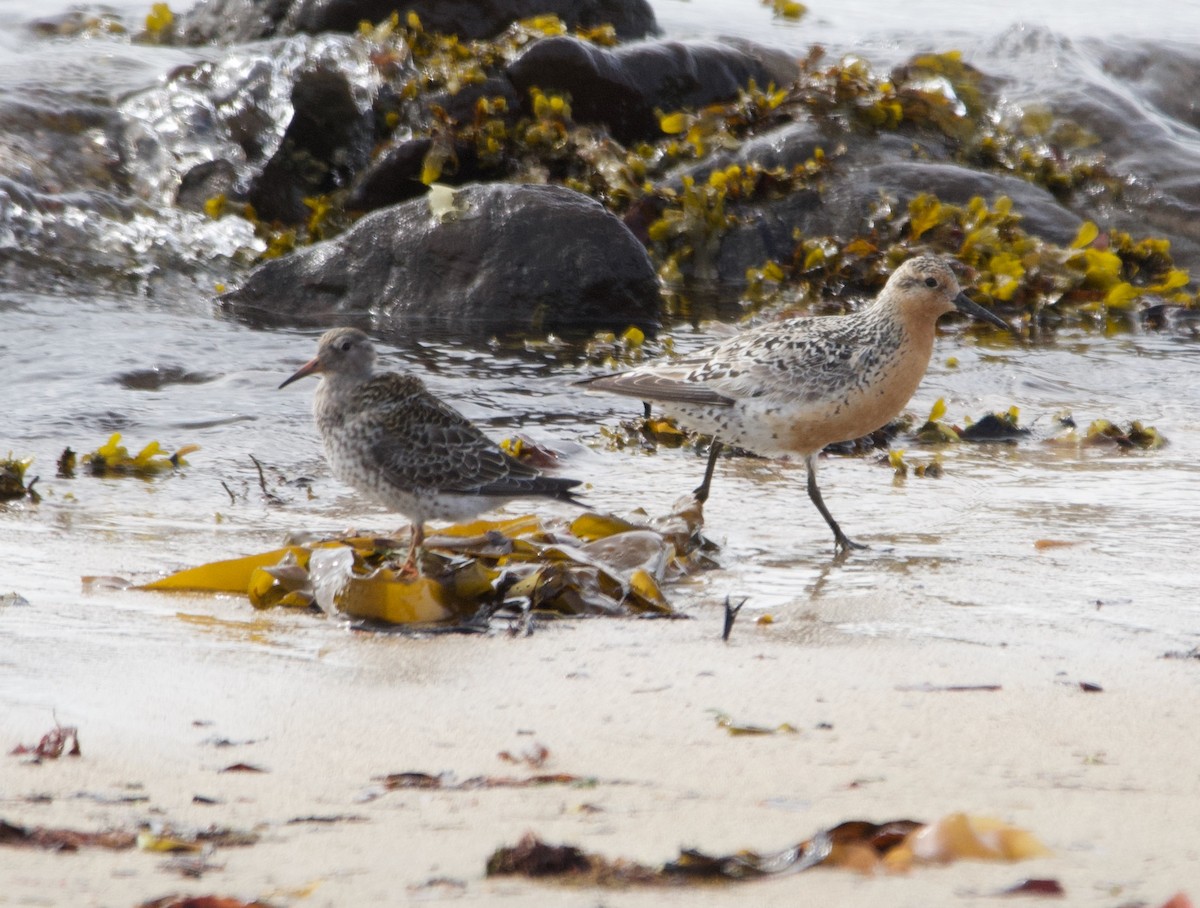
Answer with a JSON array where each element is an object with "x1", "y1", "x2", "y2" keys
[
  {"x1": 142, "y1": 547, "x2": 310, "y2": 594},
  {"x1": 336, "y1": 573, "x2": 453, "y2": 623},
  {"x1": 432, "y1": 515, "x2": 543, "y2": 539},
  {"x1": 248, "y1": 562, "x2": 313, "y2": 609},
  {"x1": 885, "y1": 813, "x2": 1050, "y2": 870},
  {"x1": 627, "y1": 568, "x2": 671, "y2": 612},
  {"x1": 570, "y1": 512, "x2": 639, "y2": 542},
  {"x1": 136, "y1": 830, "x2": 201, "y2": 853}
]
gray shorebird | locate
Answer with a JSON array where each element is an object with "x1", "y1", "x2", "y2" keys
[
  {"x1": 585, "y1": 256, "x2": 1011, "y2": 553},
  {"x1": 279, "y1": 327, "x2": 582, "y2": 570}
]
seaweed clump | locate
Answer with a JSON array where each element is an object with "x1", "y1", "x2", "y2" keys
[
  {"x1": 80, "y1": 434, "x2": 198, "y2": 477},
  {"x1": 143, "y1": 502, "x2": 716, "y2": 629},
  {"x1": 0, "y1": 454, "x2": 39, "y2": 503}
]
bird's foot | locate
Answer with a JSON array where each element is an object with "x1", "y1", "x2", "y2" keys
[
  {"x1": 833, "y1": 534, "x2": 868, "y2": 556},
  {"x1": 396, "y1": 556, "x2": 423, "y2": 580}
]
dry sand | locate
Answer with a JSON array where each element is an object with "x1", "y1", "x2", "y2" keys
[{"x1": 4, "y1": 581, "x2": 1198, "y2": 907}]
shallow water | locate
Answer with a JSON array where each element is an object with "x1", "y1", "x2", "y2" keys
[
  {"x1": 3, "y1": 293, "x2": 1198, "y2": 679},
  {"x1": 3, "y1": 0, "x2": 1200, "y2": 719},
  {"x1": 655, "y1": 0, "x2": 1200, "y2": 47}
]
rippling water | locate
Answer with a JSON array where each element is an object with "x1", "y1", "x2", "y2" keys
[
  {"x1": 3, "y1": 0, "x2": 1200, "y2": 714},
  {"x1": 655, "y1": 0, "x2": 1200, "y2": 46}
]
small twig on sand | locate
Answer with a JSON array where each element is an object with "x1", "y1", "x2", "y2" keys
[
  {"x1": 249, "y1": 454, "x2": 284, "y2": 505},
  {"x1": 220, "y1": 480, "x2": 238, "y2": 506},
  {"x1": 722, "y1": 595, "x2": 748, "y2": 642}
]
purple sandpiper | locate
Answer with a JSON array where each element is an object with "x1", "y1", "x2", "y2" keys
[{"x1": 280, "y1": 327, "x2": 581, "y2": 570}]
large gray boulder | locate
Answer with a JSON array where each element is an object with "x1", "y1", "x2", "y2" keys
[{"x1": 219, "y1": 182, "x2": 661, "y2": 337}]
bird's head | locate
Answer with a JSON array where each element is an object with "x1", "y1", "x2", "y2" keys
[
  {"x1": 278, "y1": 327, "x2": 377, "y2": 389},
  {"x1": 885, "y1": 256, "x2": 1010, "y2": 331}
]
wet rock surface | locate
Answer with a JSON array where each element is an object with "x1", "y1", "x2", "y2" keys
[
  {"x1": 664, "y1": 122, "x2": 1085, "y2": 285},
  {"x1": 287, "y1": 0, "x2": 658, "y2": 41},
  {"x1": 219, "y1": 182, "x2": 662, "y2": 338},
  {"x1": 175, "y1": 0, "x2": 658, "y2": 45},
  {"x1": 506, "y1": 36, "x2": 799, "y2": 144},
  {"x1": 978, "y1": 28, "x2": 1200, "y2": 269},
  {"x1": 120, "y1": 33, "x2": 387, "y2": 219}
]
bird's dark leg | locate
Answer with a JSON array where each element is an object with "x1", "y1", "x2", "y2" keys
[
  {"x1": 693, "y1": 440, "x2": 723, "y2": 505},
  {"x1": 805, "y1": 453, "x2": 866, "y2": 554}
]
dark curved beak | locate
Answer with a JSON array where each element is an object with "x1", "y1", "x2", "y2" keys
[
  {"x1": 953, "y1": 291, "x2": 1011, "y2": 332},
  {"x1": 278, "y1": 356, "x2": 322, "y2": 389}
]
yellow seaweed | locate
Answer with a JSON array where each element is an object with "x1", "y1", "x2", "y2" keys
[
  {"x1": 570, "y1": 512, "x2": 639, "y2": 542},
  {"x1": 136, "y1": 830, "x2": 200, "y2": 853},
  {"x1": 143, "y1": 547, "x2": 309, "y2": 593},
  {"x1": 433, "y1": 515, "x2": 542, "y2": 538},
  {"x1": 0, "y1": 453, "x2": 36, "y2": 501},
  {"x1": 1071, "y1": 221, "x2": 1099, "y2": 249},
  {"x1": 627, "y1": 568, "x2": 670, "y2": 612},
  {"x1": 143, "y1": 2, "x2": 173, "y2": 34},
  {"x1": 448, "y1": 559, "x2": 501, "y2": 600},
  {"x1": 659, "y1": 111, "x2": 689, "y2": 135},
  {"x1": 887, "y1": 812, "x2": 1051, "y2": 869},
  {"x1": 770, "y1": 0, "x2": 807, "y2": 20},
  {"x1": 907, "y1": 195, "x2": 943, "y2": 241},
  {"x1": 337, "y1": 574, "x2": 453, "y2": 623},
  {"x1": 83, "y1": 433, "x2": 196, "y2": 476}
]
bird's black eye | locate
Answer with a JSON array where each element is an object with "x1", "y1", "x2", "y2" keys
[
  {"x1": 340, "y1": 340, "x2": 352, "y2": 351},
  {"x1": 924, "y1": 277, "x2": 938, "y2": 288}
]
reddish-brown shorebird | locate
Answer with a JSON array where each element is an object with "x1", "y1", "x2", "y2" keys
[{"x1": 585, "y1": 256, "x2": 1011, "y2": 553}]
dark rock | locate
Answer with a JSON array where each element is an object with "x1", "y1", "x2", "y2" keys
[
  {"x1": 346, "y1": 138, "x2": 437, "y2": 211},
  {"x1": 959, "y1": 413, "x2": 1030, "y2": 442},
  {"x1": 176, "y1": 159, "x2": 239, "y2": 212},
  {"x1": 658, "y1": 118, "x2": 1084, "y2": 285},
  {"x1": 287, "y1": 0, "x2": 657, "y2": 40},
  {"x1": 705, "y1": 160, "x2": 1084, "y2": 285},
  {"x1": 1097, "y1": 38, "x2": 1200, "y2": 133},
  {"x1": 220, "y1": 182, "x2": 661, "y2": 337},
  {"x1": 433, "y1": 76, "x2": 524, "y2": 127},
  {"x1": 820, "y1": 161, "x2": 1085, "y2": 246},
  {"x1": 506, "y1": 37, "x2": 800, "y2": 145},
  {"x1": 978, "y1": 27, "x2": 1200, "y2": 270},
  {"x1": 175, "y1": 0, "x2": 658, "y2": 45},
  {"x1": 346, "y1": 136, "x2": 503, "y2": 213},
  {"x1": 247, "y1": 60, "x2": 377, "y2": 222},
  {"x1": 346, "y1": 76, "x2": 524, "y2": 213}
]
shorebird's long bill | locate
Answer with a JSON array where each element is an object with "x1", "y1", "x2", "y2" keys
[
  {"x1": 278, "y1": 357, "x2": 322, "y2": 389},
  {"x1": 953, "y1": 291, "x2": 1011, "y2": 331}
]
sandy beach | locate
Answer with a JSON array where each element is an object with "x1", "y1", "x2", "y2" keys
[{"x1": 4, "y1": 558, "x2": 1198, "y2": 906}]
